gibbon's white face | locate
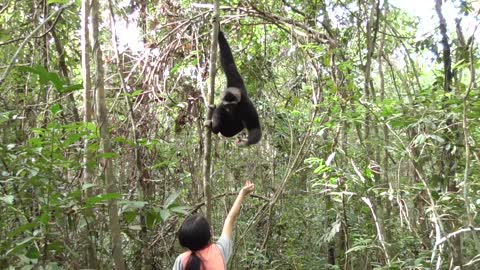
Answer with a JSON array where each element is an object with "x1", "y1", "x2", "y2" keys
[{"x1": 221, "y1": 87, "x2": 241, "y2": 112}]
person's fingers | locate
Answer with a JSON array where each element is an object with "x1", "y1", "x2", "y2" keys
[{"x1": 245, "y1": 183, "x2": 254, "y2": 192}]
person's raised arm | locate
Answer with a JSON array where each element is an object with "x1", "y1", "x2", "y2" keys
[{"x1": 221, "y1": 180, "x2": 254, "y2": 240}]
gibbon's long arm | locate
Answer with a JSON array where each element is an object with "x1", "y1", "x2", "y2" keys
[{"x1": 218, "y1": 31, "x2": 245, "y2": 89}]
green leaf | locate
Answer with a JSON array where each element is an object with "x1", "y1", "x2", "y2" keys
[
  {"x1": 118, "y1": 200, "x2": 147, "y2": 209},
  {"x1": 8, "y1": 222, "x2": 38, "y2": 238},
  {"x1": 159, "y1": 209, "x2": 171, "y2": 222},
  {"x1": 26, "y1": 247, "x2": 41, "y2": 259},
  {"x1": 427, "y1": 134, "x2": 445, "y2": 144},
  {"x1": 98, "y1": 152, "x2": 118, "y2": 159},
  {"x1": 170, "y1": 206, "x2": 190, "y2": 215},
  {"x1": 84, "y1": 121, "x2": 97, "y2": 132},
  {"x1": 45, "y1": 262, "x2": 62, "y2": 270},
  {"x1": 38, "y1": 212, "x2": 49, "y2": 225},
  {"x1": 0, "y1": 111, "x2": 11, "y2": 124},
  {"x1": 82, "y1": 183, "x2": 96, "y2": 190},
  {"x1": 147, "y1": 209, "x2": 161, "y2": 227},
  {"x1": 164, "y1": 190, "x2": 181, "y2": 208},
  {"x1": 0, "y1": 195, "x2": 14, "y2": 204},
  {"x1": 130, "y1": 90, "x2": 143, "y2": 97},
  {"x1": 48, "y1": 0, "x2": 69, "y2": 4},
  {"x1": 346, "y1": 243, "x2": 377, "y2": 254},
  {"x1": 19, "y1": 66, "x2": 65, "y2": 92},
  {"x1": 313, "y1": 165, "x2": 328, "y2": 174},
  {"x1": 63, "y1": 133, "x2": 83, "y2": 146},
  {"x1": 123, "y1": 211, "x2": 138, "y2": 223},
  {"x1": 128, "y1": 225, "x2": 142, "y2": 231},
  {"x1": 50, "y1": 104, "x2": 62, "y2": 115},
  {"x1": 86, "y1": 193, "x2": 122, "y2": 206},
  {"x1": 61, "y1": 84, "x2": 83, "y2": 93},
  {"x1": 5, "y1": 236, "x2": 37, "y2": 256},
  {"x1": 414, "y1": 134, "x2": 426, "y2": 145}
]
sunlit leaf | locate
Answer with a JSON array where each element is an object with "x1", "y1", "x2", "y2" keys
[
  {"x1": 86, "y1": 193, "x2": 122, "y2": 206},
  {"x1": 48, "y1": 0, "x2": 69, "y2": 4},
  {"x1": 164, "y1": 190, "x2": 181, "y2": 208},
  {"x1": 118, "y1": 200, "x2": 147, "y2": 209},
  {"x1": 50, "y1": 104, "x2": 62, "y2": 115},
  {"x1": 0, "y1": 195, "x2": 14, "y2": 205},
  {"x1": 81, "y1": 183, "x2": 96, "y2": 190},
  {"x1": 170, "y1": 206, "x2": 190, "y2": 215},
  {"x1": 159, "y1": 209, "x2": 171, "y2": 222}
]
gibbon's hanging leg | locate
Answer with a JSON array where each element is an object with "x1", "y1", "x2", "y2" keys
[{"x1": 208, "y1": 31, "x2": 261, "y2": 146}]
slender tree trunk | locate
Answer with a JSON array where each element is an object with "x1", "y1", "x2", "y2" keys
[
  {"x1": 51, "y1": 27, "x2": 80, "y2": 122},
  {"x1": 80, "y1": 0, "x2": 98, "y2": 268},
  {"x1": 435, "y1": 0, "x2": 462, "y2": 266},
  {"x1": 203, "y1": 0, "x2": 220, "y2": 223},
  {"x1": 40, "y1": 2, "x2": 50, "y2": 266},
  {"x1": 377, "y1": 0, "x2": 393, "y2": 257},
  {"x1": 456, "y1": 19, "x2": 480, "y2": 255},
  {"x1": 107, "y1": 1, "x2": 151, "y2": 268},
  {"x1": 362, "y1": 0, "x2": 390, "y2": 264},
  {"x1": 91, "y1": 0, "x2": 126, "y2": 269},
  {"x1": 363, "y1": 0, "x2": 380, "y2": 155}
]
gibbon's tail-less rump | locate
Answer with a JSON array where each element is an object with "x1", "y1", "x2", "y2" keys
[{"x1": 209, "y1": 31, "x2": 262, "y2": 146}]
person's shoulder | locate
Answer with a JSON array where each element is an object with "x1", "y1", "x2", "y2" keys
[
  {"x1": 216, "y1": 236, "x2": 233, "y2": 262},
  {"x1": 172, "y1": 254, "x2": 184, "y2": 270},
  {"x1": 217, "y1": 235, "x2": 233, "y2": 246}
]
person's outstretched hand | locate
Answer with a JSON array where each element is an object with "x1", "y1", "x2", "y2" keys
[{"x1": 240, "y1": 180, "x2": 255, "y2": 196}]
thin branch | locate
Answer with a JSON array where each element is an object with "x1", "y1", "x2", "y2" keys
[
  {"x1": 0, "y1": 0, "x2": 11, "y2": 14},
  {"x1": 0, "y1": 2, "x2": 74, "y2": 85},
  {"x1": 203, "y1": 0, "x2": 220, "y2": 224},
  {"x1": 435, "y1": 0, "x2": 452, "y2": 92},
  {"x1": 0, "y1": 8, "x2": 65, "y2": 46},
  {"x1": 360, "y1": 197, "x2": 390, "y2": 263},
  {"x1": 434, "y1": 227, "x2": 480, "y2": 247},
  {"x1": 459, "y1": 22, "x2": 480, "y2": 253}
]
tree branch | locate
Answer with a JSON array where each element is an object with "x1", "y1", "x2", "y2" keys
[{"x1": 0, "y1": 2, "x2": 74, "y2": 86}]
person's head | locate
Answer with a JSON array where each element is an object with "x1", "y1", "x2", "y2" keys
[{"x1": 178, "y1": 214, "x2": 212, "y2": 270}]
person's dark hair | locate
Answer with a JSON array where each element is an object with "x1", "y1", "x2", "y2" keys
[{"x1": 178, "y1": 214, "x2": 212, "y2": 270}]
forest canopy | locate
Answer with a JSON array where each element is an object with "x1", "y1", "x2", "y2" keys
[{"x1": 0, "y1": 0, "x2": 479, "y2": 269}]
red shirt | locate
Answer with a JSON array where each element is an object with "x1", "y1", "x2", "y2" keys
[{"x1": 180, "y1": 243, "x2": 225, "y2": 270}]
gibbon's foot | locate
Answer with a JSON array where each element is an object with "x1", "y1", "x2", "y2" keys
[
  {"x1": 208, "y1": 104, "x2": 216, "y2": 110},
  {"x1": 235, "y1": 137, "x2": 248, "y2": 147}
]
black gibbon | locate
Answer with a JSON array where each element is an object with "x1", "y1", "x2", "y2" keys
[{"x1": 207, "y1": 31, "x2": 261, "y2": 146}]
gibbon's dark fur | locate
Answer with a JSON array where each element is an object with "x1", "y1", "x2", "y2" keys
[{"x1": 208, "y1": 31, "x2": 261, "y2": 146}]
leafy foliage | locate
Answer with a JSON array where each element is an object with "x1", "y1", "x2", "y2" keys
[{"x1": 1, "y1": 0, "x2": 479, "y2": 269}]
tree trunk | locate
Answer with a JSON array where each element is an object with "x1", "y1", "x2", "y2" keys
[
  {"x1": 435, "y1": 0, "x2": 462, "y2": 266},
  {"x1": 203, "y1": 0, "x2": 220, "y2": 223},
  {"x1": 80, "y1": 0, "x2": 99, "y2": 268},
  {"x1": 91, "y1": 0, "x2": 126, "y2": 269}
]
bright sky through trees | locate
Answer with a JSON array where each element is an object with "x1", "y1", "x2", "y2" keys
[
  {"x1": 3, "y1": 0, "x2": 480, "y2": 268},
  {"x1": 390, "y1": 0, "x2": 479, "y2": 39},
  {"x1": 117, "y1": 1, "x2": 479, "y2": 52}
]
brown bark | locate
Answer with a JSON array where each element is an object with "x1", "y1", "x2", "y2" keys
[
  {"x1": 50, "y1": 26, "x2": 80, "y2": 122},
  {"x1": 91, "y1": 0, "x2": 126, "y2": 269},
  {"x1": 80, "y1": 0, "x2": 98, "y2": 267},
  {"x1": 435, "y1": 0, "x2": 461, "y2": 266},
  {"x1": 106, "y1": 0, "x2": 152, "y2": 268},
  {"x1": 203, "y1": 0, "x2": 220, "y2": 223}
]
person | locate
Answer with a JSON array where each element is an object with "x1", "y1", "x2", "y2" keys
[{"x1": 172, "y1": 181, "x2": 255, "y2": 270}]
